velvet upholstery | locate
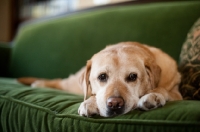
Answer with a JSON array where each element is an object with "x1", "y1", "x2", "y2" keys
[{"x1": 0, "y1": 78, "x2": 200, "y2": 132}]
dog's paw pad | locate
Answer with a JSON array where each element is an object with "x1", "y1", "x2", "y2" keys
[{"x1": 138, "y1": 93, "x2": 165, "y2": 111}]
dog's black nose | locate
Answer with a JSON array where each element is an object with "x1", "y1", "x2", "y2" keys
[{"x1": 106, "y1": 97, "x2": 124, "y2": 116}]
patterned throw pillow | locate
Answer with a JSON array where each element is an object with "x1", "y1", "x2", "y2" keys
[{"x1": 179, "y1": 18, "x2": 200, "y2": 100}]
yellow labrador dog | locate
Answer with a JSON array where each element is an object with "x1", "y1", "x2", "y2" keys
[{"x1": 18, "y1": 42, "x2": 182, "y2": 117}]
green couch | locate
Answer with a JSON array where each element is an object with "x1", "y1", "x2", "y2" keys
[{"x1": 1, "y1": 1, "x2": 200, "y2": 132}]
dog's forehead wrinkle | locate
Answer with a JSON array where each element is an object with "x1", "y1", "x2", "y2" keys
[{"x1": 93, "y1": 50, "x2": 143, "y2": 68}]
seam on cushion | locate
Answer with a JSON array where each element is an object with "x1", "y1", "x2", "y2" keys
[{"x1": 1, "y1": 95, "x2": 200, "y2": 127}]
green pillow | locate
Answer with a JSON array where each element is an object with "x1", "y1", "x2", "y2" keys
[
  {"x1": 179, "y1": 18, "x2": 200, "y2": 100},
  {"x1": 1, "y1": 78, "x2": 200, "y2": 132}
]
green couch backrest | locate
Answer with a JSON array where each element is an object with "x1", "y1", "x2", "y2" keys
[{"x1": 9, "y1": 1, "x2": 200, "y2": 79}]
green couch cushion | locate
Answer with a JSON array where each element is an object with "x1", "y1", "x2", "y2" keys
[
  {"x1": 0, "y1": 78, "x2": 200, "y2": 132},
  {"x1": 179, "y1": 18, "x2": 200, "y2": 100},
  {"x1": 9, "y1": 1, "x2": 200, "y2": 78}
]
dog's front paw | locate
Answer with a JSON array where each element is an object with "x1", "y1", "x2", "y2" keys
[
  {"x1": 137, "y1": 93, "x2": 165, "y2": 111},
  {"x1": 78, "y1": 96, "x2": 99, "y2": 117}
]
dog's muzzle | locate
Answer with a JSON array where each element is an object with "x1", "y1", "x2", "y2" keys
[{"x1": 106, "y1": 96, "x2": 125, "y2": 116}]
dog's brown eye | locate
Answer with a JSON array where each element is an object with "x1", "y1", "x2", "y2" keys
[
  {"x1": 126, "y1": 73, "x2": 137, "y2": 82},
  {"x1": 98, "y1": 73, "x2": 108, "y2": 82}
]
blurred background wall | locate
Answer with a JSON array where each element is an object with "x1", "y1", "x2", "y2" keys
[
  {"x1": 0, "y1": 0, "x2": 168, "y2": 43},
  {"x1": 20, "y1": 0, "x2": 133, "y2": 19},
  {"x1": 0, "y1": 0, "x2": 18, "y2": 42}
]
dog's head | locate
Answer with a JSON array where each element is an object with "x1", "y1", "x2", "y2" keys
[{"x1": 80, "y1": 42, "x2": 161, "y2": 117}]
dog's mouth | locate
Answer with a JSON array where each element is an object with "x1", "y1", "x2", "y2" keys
[{"x1": 106, "y1": 107, "x2": 125, "y2": 117}]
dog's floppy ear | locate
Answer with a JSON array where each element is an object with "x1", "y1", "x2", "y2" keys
[
  {"x1": 145, "y1": 61, "x2": 161, "y2": 89},
  {"x1": 80, "y1": 60, "x2": 92, "y2": 100}
]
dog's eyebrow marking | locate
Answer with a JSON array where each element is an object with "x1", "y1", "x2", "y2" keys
[{"x1": 97, "y1": 66, "x2": 110, "y2": 75}]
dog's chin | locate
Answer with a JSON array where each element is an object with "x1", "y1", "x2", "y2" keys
[
  {"x1": 99, "y1": 111, "x2": 124, "y2": 117},
  {"x1": 99, "y1": 105, "x2": 134, "y2": 117},
  {"x1": 97, "y1": 100, "x2": 138, "y2": 117},
  {"x1": 106, "y1": 108, "x2": 125, "y2": 117}
]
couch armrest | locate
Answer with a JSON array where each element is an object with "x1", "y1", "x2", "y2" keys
[{"x1": 0, "y1": 43, "x2": 12, "y2": 77}]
